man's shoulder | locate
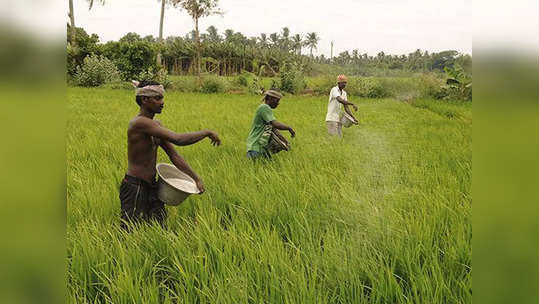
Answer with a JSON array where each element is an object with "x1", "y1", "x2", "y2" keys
[
  {"x1": 257, "y1": 103, "x2": 271, "y2": 112},
  {"x1": 129, "y1": 116, "x2": 158, "y2": 129}
]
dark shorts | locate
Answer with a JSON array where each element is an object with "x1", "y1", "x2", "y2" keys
[{"x1": 119, "y1": 175, "x2": 167, "y2": 229}]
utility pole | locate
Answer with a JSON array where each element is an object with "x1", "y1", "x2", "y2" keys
[{"x1": 330, "y1": 40, "x2": 333, "y2": 62}]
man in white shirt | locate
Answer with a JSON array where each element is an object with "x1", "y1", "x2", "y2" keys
[{"x1": 325, "y1": 74, "x2": 358, "y2": 136}]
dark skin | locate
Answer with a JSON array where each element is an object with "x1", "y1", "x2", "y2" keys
[
  {"x1": 336, "y1": 81, "x2": 359, "y2": 124},
  {"x1": 126, "y1": 94, "x2": 221, "y2": 193},
  {"x1": 264, "y1": 95, "x2": 295, "y2": 144}
]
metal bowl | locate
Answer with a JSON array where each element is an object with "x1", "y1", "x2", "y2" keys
[
  {"x1": 156, "y1": 163, "x2": 199, "y2": 206},
  {"x1": 340, "y1": 112, "x2": 357, "y2": 128}
]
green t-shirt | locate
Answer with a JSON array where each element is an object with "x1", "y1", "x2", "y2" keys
[{"x1": 246, "y1": 103, "x2": 275, "y2": 152}]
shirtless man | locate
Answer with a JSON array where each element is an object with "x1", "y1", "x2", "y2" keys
[{"x1": 119, "y1": 80, "x2": 221, "y2": 228}]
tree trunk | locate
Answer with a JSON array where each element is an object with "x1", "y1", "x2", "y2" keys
[
  {"x1": 156, "y1": 0, "x2": 166, "y2": 67},
  {"x1": 194, "y1": 16, "x2": 201, "y2": 80},
  {"x1": 159, "y1": 0, "x2": 165, "y2": 41},
  {"x1": 68, "y1": 0, "x2": 76, "y2": 47}
]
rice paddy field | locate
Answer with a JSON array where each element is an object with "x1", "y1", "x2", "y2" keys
[{"x1": 67, "y1": 87, "x2": 471, "y2": 303}]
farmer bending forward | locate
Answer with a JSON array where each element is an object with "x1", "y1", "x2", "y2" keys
[
  {"x1": 326, "y1": 74, "x2": 359, "y2": 137},
  {"x1": 246, "y1": 89, "x2": 295, "y2": 159},
  {"x1": 120, "y1": 80, "x2": 221, "y2": 229}
]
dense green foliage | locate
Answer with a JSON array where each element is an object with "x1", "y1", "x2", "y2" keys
[
  {"x1": 66, "y1": 26, "x2": 471, "y2": 80},
  {"x1": 67, "y1": 26, "x2": 101, "y2": 76},
  {"x1": 68, "y1": 88, "x2": 471, "y2": 303},
  {"x1": 280, "y1": 61, "x2": 306, "y2": 94},
  {"x1": 66, "y1": 26, "x2": 471, "y2": 101},
  {"x1": 73, "y1": 54, "x2": 121, "y2": 87},
  {"x1": 101, "y1": 40, "x2": 158, "y2": 80},
  {"x1": 200, "y1": 75, "x2": 229, "y2": 93}
]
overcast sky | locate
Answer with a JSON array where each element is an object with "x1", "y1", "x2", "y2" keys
[
  {"x1": 5, "y1": 1, "x2": 539, "y2": 56},
  {"x1": 67, "y1": 0, "x2": 472, "y2": 57}
]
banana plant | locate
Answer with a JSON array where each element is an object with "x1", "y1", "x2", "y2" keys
[{"x1": 444, "y1": 64, "x2": 472, "y2": 100}]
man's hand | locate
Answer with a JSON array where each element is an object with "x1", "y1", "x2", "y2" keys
[
  {"x1": 288, "y1": 127, "x2": 296, "y2": 138},
  {"x1": 351, "y1": 103, "x2": 358, "y2": 111},
  {"x1": 195, "y1": 178, "x2": 205, "y2": 194},
  {"x1": 207, "y1": 131, "x2": 221, "y2": 146}
]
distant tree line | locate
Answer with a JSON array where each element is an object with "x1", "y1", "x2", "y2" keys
[
  {"x1": 325, "y1": 49, "x2": 471, "y2": 75},
  {"x1": 67, "y1": 25, "x2": 471, "y2": 81}
]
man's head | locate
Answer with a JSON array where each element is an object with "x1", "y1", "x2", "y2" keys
[
  {"x1": 134, "y1": 80, "x2": 165, "y2": 114},
  {"x1": 263, "y1": 89, "x2": 282, "y2": 109},
  {"x1": 337, "y1": 74, "x2": 347, "y2": 90}
]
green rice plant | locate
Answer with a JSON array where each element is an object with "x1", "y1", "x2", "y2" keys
[{"x1": 68, "y1": 88, "x2": 471, "y2": 303}]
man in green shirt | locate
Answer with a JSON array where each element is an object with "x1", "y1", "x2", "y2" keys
[{"x1": 246, "y1": 90, "x2": 295, "y2": 159}]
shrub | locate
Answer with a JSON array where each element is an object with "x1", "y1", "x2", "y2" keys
[
  {"x1": 237, "y1": 72, "x2": 250, "y2": 87},
  {"x1": 348, "y1": 77, "x2": 389, "y2": 98},
  {"x1": 259, "y1": 78, "x2": 281, "y2": 92},
  {"x1": 101, "y1": 81, "x2": 135, "y2": 90},
  {"x1": 234, "y1": 72, "x2": 265, "y2": 94},
  {"x1": 417, "y1": 74, "x2": 446, "y2": 99},
  {"x1": 200, "y1": 76, "x2": 230, "y2": 93},
  {"x1": 280, "y1": 62, "x2": 306, "y2": 94},
  {"x1": 74, "y1": 54, "x2": 121, "y2": 87},
  {"x1": 443, "y1": 65, "x2": 472, "y2": 101},
  {"x1": 102, "y1": 40, "x2": 158, "y2": 80},
  {"x1": 248, "y1": 76, "x2": 265, "y2": 95},
  {"x1": 136, "y1": 68, "x2": 171, "y2": 89},
  {"x1": 169, "y1": 76, "x2": 199, "y2": 92},
  {"x1": 307, "y1": 76, "x2": 335, "y2": 95},
  {"x1": 308, "y1": 76, "x2": 388, "y2": 99},
  {"x1": 66, "y1": 26, "x2": 100, "y2": 76}
]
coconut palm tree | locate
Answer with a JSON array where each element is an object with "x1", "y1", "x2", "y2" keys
[
  {"x1": 280, "y1": 27, "x2": 290, "y2": 51},
  {"x1": 305, "y1": 32, "x2": 320, "y2": 57},
  {"x1": 269, "y1": 33, "x2": 280, "y2": 47},
  {"x1": 224, "y1": 29, "x2": 234, "y2": 42},
  {"x1": 258, "y1": 33, "x2": 268, "y2": 48},
  {"x1": 155, "y1": 0, "x2": 171, "y2": 66},
  {"x1": 68, "y1": 0, "x2": 76, "y2": 46},
  {"x1": 291, "y1": 34, "x2": 302, "y2": 55},
  {"x1": 172, "y1": 0, "x2": 223, "y2": 79},
  {"x1": 206, "y1": 25, "x2": 221, "y2": 42},
  {"x1": 68, "y1": 0, "x2": 105, "y2": 47},
  {"x1": 158, "y1": 0, "x2": 168, "y2": 42}
]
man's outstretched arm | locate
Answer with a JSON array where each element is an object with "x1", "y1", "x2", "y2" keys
[
  {"x1": 134, "y1": 118, "x2": 221, "y2": 146},
  {"x1": 336, "y1": 96, "x2": 358, "y2": 111},
  {"x1": 270, "y1": 120, "x2": 296, "y2": 137},
  {"x1": 174, "y1": 130, "x2": 221, "y2": 146}
]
